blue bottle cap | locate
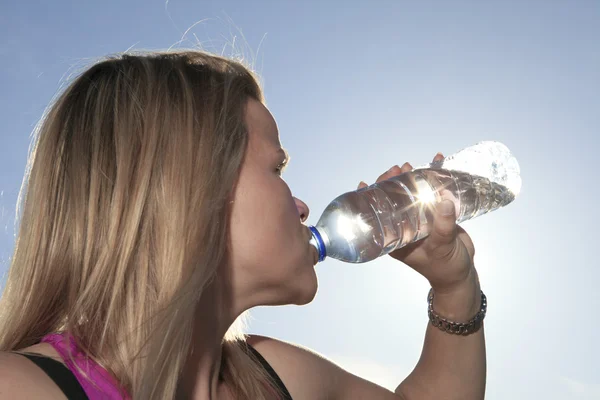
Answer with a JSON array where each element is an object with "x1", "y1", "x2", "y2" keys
[{"x1": 308, "y1": 226, "x2": 326, "y2": 262}]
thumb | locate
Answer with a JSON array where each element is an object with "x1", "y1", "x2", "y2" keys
[{"x1": 425, "y1": 200, "x2": 458, "y2": 258}]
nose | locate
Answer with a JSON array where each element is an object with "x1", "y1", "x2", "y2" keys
[{"x1": 294, "y1": 197, "x2": 310, "y2": 223}]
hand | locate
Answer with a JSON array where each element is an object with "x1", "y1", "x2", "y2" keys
[{"x1": 357, "y1": 153, "x2": 478, "y2": 295}]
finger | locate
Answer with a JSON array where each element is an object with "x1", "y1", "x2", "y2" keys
[
  {"x1": 375, "y1": 165, "x2": 400, "y2": 183},
  {"x1": 433, "y1": 152, "x2": 444, "y2": 163},
  {"x1": 424, "y1": 199, "x2": 459, "y2": 260},
  {"x1": 376, "y1": 162, "x2": 412, "y2": 183},
  {"x1": 357, "y1": 181, "x2": 368, "y2": 189},
  {"x1": 399, "y1": 162, "x2": 413, "y2": 173}
]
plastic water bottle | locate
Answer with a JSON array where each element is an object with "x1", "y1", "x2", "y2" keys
[{"x1": 308, "y1": 141, "x2": 521, "y2": 263}]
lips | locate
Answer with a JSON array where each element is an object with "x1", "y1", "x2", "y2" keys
[
  {"x1": 305, "y1": 226, "x2": 319, "y2": 266},
  {"x1": 311, "y1": 243, "x2": 318, "y2": 266}
]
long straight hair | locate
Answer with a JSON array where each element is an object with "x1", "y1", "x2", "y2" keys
[{"x1": 0, "y1": 50, "x2": 285, "y2": 399}]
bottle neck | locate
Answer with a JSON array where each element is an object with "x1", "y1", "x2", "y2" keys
[{"x1": 308, "y1": 226, "x2": 327, "y2": 262}]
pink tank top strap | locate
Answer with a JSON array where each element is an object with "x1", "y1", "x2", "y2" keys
[{"x1": 41, "y1": 332, "x2": 130, "y2": 400}]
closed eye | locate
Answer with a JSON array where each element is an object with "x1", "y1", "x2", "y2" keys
[
  {"x1": 276, "y1": 159, "x2": 289, "y2": 175},
  {"x1": 276, "y1": 148, "x2": 290, "y2": 176}
]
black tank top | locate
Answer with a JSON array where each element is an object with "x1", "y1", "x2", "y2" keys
[
  {"x1": 15, "y1": 352, "x2": 88, "y2": 399},
  {"x1": 15, "y1": 344, "x2": 293, "y2": 400},
  {"x1": 246, "y1": 344, "x2": 293, "y2": 400}
]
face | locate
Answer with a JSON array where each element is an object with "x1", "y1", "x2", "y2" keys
[{"x1": 227, "y1": 99, "x2": 318, "y2": 309}]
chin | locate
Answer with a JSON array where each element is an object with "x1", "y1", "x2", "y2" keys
[
  {"x1": 291, "y1": 267, "x2": 318, "y2": 305},
  {"x1": 258, "y1": 259, "x2": 318, "y2": 306},
  {"x1": 267, "y1": 267, "x2": 318, "y2": 306},
  {"x1": 290, "y1": 285, "x2": 317, "y2": 305}
]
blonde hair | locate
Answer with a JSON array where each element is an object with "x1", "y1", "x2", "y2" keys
[{"x1": 0, "y1": 50, "x2": 285, "y2": 399}]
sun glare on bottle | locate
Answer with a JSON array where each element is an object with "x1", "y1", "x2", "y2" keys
[
  {"x1": 335, "y1": 212, "x2": 372, "y2": 242},
  {"x1": 414, "y1": 180, "x2": 437, "y2": 205},
  {"x1": 336, "y1": 213, "x2": 356, "y2": 242}
]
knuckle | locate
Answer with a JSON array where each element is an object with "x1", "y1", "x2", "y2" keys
[
  {"x1": 437, "y1": 227, "x2": 455, "y2": 239},
  {"x1": 431, "y1": 243, "x2": 456, "y2": 260}
]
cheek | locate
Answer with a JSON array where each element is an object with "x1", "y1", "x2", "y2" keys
[
  {"x1": 227, "y1": 186, "x2": 317, "y2": 305},
  {"x1": 235, "y1": 173, "x2": 296, "y2": 229},
  {"x1": 229, "y1": 184, "x2": 303, "y2": 277},
  {"x1": 229, "y1": 185, "x2": 286, "y2": 258}
]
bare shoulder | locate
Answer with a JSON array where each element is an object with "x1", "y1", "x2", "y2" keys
[
  {"x1": 0, "y1": 351, "x2": 66, "y2": 399},
  {"x1": 246, "y1": 334, "x2": 403, "y2": 400}
]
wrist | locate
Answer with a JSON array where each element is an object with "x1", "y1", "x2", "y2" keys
[{"x1": 431, "y1": 271, "x2": 481, "y2": 322}]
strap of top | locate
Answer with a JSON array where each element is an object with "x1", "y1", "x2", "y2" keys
[
  {"x1": 14, "y1": 343, "x2": 292, "y2": 400},
  {"x1": 40, "y1": 332, "x2": 130, "y2": 399},
  {"x1": 246, "y1": 344, "x2": 293, "y2": 400},
  {"x1": 14, "y1": 352, "x2": 89, "y2": 400}
]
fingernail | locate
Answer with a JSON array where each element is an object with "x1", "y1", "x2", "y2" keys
[
  {"x1": 436, "y1": 152, "x2": 444, "y2": 158},
  {"x1": 437, "y1": 200, "x2": 454, "y2": 216}
]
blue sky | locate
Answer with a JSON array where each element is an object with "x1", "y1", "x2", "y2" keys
[{"x1": 1, "y1": 1, "x2": 599, "y2": 398}]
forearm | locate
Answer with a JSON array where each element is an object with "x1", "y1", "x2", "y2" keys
[{"x1": 395, "y1": 276, "x2": 486, "y2": 400}]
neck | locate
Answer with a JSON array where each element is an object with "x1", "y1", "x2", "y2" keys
[{"x1": 179, "y1": 275, "x2": 241, "y2": 400}]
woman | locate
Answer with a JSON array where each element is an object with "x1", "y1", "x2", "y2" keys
[{"x1": 0, "y1": 51, "x2": 486, "y2": 399}]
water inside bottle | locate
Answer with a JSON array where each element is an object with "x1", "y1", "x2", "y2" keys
[{"x1": 316, "y1": 168, "x2": 516, "y2": 263}]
